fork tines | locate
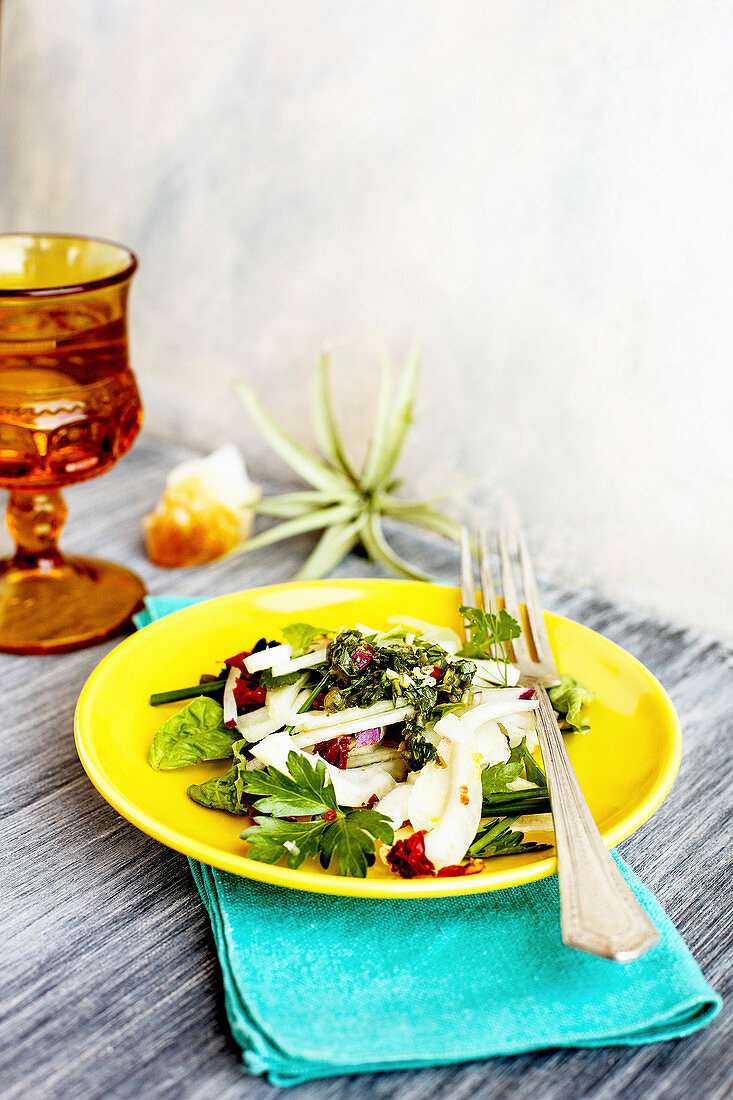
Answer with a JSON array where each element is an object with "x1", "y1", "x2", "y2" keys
[{"x1": 460, "y1": 524, "x2": 558, "y2": 682}]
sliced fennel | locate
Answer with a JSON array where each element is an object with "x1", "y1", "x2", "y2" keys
[{"x1": 147, "y1": 608, "x2": 592, "y2": 880}]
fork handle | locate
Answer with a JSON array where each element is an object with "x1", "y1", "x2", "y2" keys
[{"x1": 534, "y1": 687, "x2": 659, "y2": 961}]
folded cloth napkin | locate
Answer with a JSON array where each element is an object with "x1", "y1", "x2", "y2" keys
[{"x1": 135, "y1": 596, "x2": 722, "y2": 1088}]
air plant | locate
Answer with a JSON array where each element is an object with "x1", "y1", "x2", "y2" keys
[{"x1": 234, "y1": 346, "x2": 462, "y2": 580}]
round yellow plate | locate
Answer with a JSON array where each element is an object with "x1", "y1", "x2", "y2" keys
[{"x1": 75, "y1": 579, "x2": 681, "y2": 898}]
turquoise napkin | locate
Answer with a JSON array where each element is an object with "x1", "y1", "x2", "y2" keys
[{"x1": 135, "y1": 596, "x2": 722, "y2": 1088}]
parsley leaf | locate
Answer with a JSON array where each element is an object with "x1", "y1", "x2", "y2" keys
[
  {"x1": 519, "y1": 738, "x2": 547, "y2": 786},
  {"x1": 237, "y1": 751, "x2": 395, "y2": 877},
  {"x1": 241, "y1": 750, "x2": 338, "y2": 816},
  {"x1": 319, "y1": 810, "x2": 395, "y2": 877},
  {"x1": 458, "y1": 605, "x2": 521, "y2": 659},
  {"x1": 481, "y1": 756, "x2": 525, "y2": 795},
  {"x1": 480, "y1": 736, "x2": 549, "y2": 815},
  {"x1": 547, "y1": 675, "x2": 594, "y2": 731},
  {"x1": 480, "y1": 734, "x2": 546, "y2": 798},
  {"x1": 241, "y1": 816, "x2": 327, "y2": 869}
]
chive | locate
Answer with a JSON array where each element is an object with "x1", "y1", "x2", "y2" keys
[
  {"x1": 283, "y1": 670, "x2": 332, "y2": 733},
  {"x1": 298, "y1": 671, "x2": 331, "y2": 714},
  {"x1": 481, "y1": 789, "x2": 552, "y2": 816},
  {"x1": 150, "y1": 679, "x2": 227, "y2": 706}
]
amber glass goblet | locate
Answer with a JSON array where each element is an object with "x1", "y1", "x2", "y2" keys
[{"x1": 0, "y1": 234, "x2": 145, "y2": 654}]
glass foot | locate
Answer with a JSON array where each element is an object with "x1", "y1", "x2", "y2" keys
[{"x1": 0, "y1": 556, "x2": 146, "y2": 655}]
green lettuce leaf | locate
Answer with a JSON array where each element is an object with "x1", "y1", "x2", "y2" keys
[
  {"x1": 187, "y1": 739, "x2": 250, "y2": 813},
  {"x1": 547, "y1": 675, "x2": 594, "y2": 731},
  {"x1": 187, "y1": 767, "x2": 243, "y2": 813},
  {"x1": 147, "y1": 697, "x2": 238, "y2": 770}
]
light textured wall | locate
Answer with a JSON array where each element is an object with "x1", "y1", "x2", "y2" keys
[{"x1": 1, "y1": 0, "x2": 731, "y2": 635}]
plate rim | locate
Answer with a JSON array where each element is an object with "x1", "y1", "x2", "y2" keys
[{"x1": 74, "y1": 578, "x2": 682, "y2": 899}]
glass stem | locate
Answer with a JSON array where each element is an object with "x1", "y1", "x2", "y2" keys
[{"x1": 6, "y1": 489, "x2": 67, "y2": 569}]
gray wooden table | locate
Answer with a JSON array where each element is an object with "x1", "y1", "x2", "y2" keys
[{"x1": 1, "y1": 436, "x2": 730, "y2": 1100}]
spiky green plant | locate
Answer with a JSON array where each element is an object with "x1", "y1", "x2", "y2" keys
[{"x1": 234, "y1": 345, "x2": 462, "y2": 580}]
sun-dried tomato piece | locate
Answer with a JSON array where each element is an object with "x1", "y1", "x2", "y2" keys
[
  {"x1": 386, "y1": 830, "x2": 436, "y2": 878},
  {"x1": 224, "y1": 650, "x2": 252, "y2": 671},
  {"x1": 315, "y1": 735, "x2": 350, "y2": 770},
  {"x1": 233, "y1": 680, "x2": 266, "y2": 712},
  {"x1": 436, "y1": 858, "x2": 485, "y2": 878}
]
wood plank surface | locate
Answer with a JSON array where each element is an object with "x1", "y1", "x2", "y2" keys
[{"x1": 1, "y1": 435, "x2": 730, "y2": 1100}]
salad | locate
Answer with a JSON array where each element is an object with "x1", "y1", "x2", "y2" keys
[{"x1": 147, "y1": 607, "x2": 593, "y2": 879}]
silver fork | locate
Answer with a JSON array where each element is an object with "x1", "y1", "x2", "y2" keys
[{"x1": 460, "y1": 526, "x2": 659, "y2": 961}]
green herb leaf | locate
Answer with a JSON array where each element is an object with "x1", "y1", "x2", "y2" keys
[
  {"x1": 469, "y1": 816, "x2": 551, "y2": 859},
  {"x1": 236, "y1": 751, "x2": 395, "y2": 877},
  {"x1": 281, "y1": 622, "x2": 331, "y2": 655},
  {"x1": 187, "y1": 740, "x2": 249, "y2": 813},
  {"x1": 405, "y1": 731, "x2": 438, "y2": 769},
  {"x1": 459, "y1": 605, "x2": 521, "y2": 658},
  {"x1": 259, "y1": 668, "x2": 304, "y2": 689},
  {"x1": 481, "y1": 788, "x2": 552, "y2": 816},
  {"x1": 188, "y1": 769, "x2": 240, "y2": 812},
  {"x1": 481, "y1": 756, "x2": 525, "y2": 796},
  {"x1": 319, "y1": 810, "x2": 395, "y2": 877},
  {"x1": 547, "y1": 675, "x2": 594, "y2": 731},
  {"x1": 240, "y1": 750, "x2": 338, "y2": 816},
  {"x1": 519, "y1": 737, "x2": 547, "y2": 786},
  {"x1": 188, "y1": 768, "x2": 243, "y2": 813},
  {"x1": 150, "y1": 678, "x2": 226, "y2": 707},
  {"x1": 481, "y1": 735, "x2": 547, "y2": 799},
  {"x1": 148, "y1": 698, "x2": 238, "y2": 770},
  {"x1": 240, "y1": 816, "x2": 327, "y2": 869}
]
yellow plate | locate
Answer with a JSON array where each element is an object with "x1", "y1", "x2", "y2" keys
[{"x1": 75, "y1": 579, "x2": 681, "y2": 898}]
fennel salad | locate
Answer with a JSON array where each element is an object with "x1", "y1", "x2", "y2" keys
[{"x1": 147, "y1": 609, "x2": 593, "y2": 879}]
